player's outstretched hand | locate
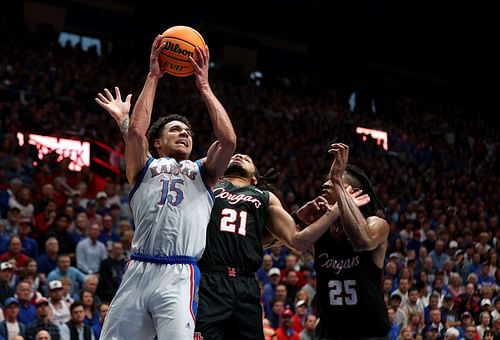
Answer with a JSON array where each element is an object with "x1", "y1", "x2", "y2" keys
[
  {"x1": 296, "y1": 196, "x2": 329, "y2": 224},
  {"x1": 95, "y1": 87, "x2": 131, "y2": 125},
  {"x1": 150, "y1": 34, "x2": 166, "y2": 78},
  {"x1": 346, "y1": 185, "x2": 370, "y2": 207},
  {"x1": 328, "y1": 143, "x2": 349, "y2": 181}
]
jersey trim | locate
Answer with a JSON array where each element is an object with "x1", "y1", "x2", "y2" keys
[
  {"x1": 131, "y1": 253, "x2": 197, "y2": 265},
  {"x1": 195, "y1": 159, "x2": 215, "y2": 203},
  {"x1": 129, "y1": 157, "x2": 154, "y2": 202}
]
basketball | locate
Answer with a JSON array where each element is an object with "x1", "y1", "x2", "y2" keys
[{"x1": 159, "y1": 26, "x2": 206, "y2": 77}]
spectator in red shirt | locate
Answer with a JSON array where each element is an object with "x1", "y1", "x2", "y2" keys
[
  {"x1": 0, "y1": 236, "x2": 30, "y2": 275},
  {"x1": 275, "y1": 309, "x2": 300, "y2": 340},
  {"x1": 290, "y1": 299, "x2": 308, "y2": 333}
]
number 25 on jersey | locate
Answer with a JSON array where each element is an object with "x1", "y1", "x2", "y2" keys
[{"x1": 329, "y1": 279, "x2": 358, "y2": 305}]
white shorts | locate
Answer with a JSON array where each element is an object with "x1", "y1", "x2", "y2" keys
[{"x1": 100, "y1": 259, "x2": 200, "y2": 340}]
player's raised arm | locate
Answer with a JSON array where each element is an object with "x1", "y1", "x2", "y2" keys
[
  {"x1": 266, "y1": 188, "x2": 371, "y2": 252},
  {"x1": 329, "y1": 143, "x2": 389, "y2": 252},
  {"x1": 95, "y1": 87, "x2": 132, "y2": 143},
  {"x1": 189, "y1": 45, "x2": 237, "y2": 188},
  {"x1": 125, "y1": 35, "x2": 166, "y2": 186}
]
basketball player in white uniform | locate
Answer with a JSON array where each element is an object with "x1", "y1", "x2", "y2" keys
[{"x1": 98, "y1": 35, "x2": 236, "y2": 340}]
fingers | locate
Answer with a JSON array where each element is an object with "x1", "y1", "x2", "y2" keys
[
  {"x1": 125, "y1": 94, "x2": 132, "y2": 104},
  {"x1": 314, "y1": 196, "x2": 329, "y2": 205},
  {"x1": 189, "y1": 46, "x2": 208, "y2": 72},
  {"x1": 151, "y1": 34, "x2": 163, "y2": 54},
  {"x1": 347, "y1": 186, "x2": 363, "y2": 197},
  {"x1": 205, "y1": 45, "x2": 210, "y2": 60},
  {"x1": 328, "y1": 143, "x2": 349, "y2": 155},
  {"x1": 104, "y1": 88, "x2": 113, "y2": 101},
  {"x1": 152, "y1": 35, "x2": 165, "y2": 60},
  {"x1": 94, "y1": 97, "x2": 105, "y2": 108},
  {"x1": 96, "y1": 92, "x2": 108, "y2": 104},
  {"x1": 196, "y1": 46, "x2": 206, "y2": 65},
  {"x1": 115, "y1": 87, "x2": 121, "y2": 101},
  {"x1": 356, "y1": 194, "x2": 371, "y2": 207}
]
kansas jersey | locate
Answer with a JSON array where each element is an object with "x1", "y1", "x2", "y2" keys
[
  {"x1": 129, "y1": 157, "x2": 214, "y2": 259},
  {"x1": 314, "y1": 231, "x2": 390, "y2": 338},
  {"x1": 198, "y1": 179, "x2": 270, "y2": 272}
]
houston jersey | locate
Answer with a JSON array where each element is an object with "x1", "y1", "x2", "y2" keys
[
  {"x1": 129, "y1": 157, "x2": 214, "y2": 259},
  {"x1": 314, "y1": 231, "x2": 390, "y2": 337},
  {"x1": 198, "y1": 180, "x2": 270, "y2": 272}
]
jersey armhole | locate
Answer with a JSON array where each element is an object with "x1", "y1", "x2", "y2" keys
[
  {"x1": 129, "y1": 157, "x2": 154, "y2": 202},
  {"x1": 195, "y1": 159, "x2": 215, "y2": 203}
]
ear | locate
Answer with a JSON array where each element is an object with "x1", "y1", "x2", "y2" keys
[
  {"x1": 154, "y1": 138, "x2": 161, "y2": 149},
  {"x1": 250, "y1": 175, "x2": 258, "y2": 186}
]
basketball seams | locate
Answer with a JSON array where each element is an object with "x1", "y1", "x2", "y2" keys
[
  {"x1": 186, "y1": 27, "x2": 205, "y2": 46},
  {"x1": 162, "y1": 36, "x2": 203, "y2": 49},
  {"x1": 160, "y1": 51, "x2": 192, "y2": 63}
]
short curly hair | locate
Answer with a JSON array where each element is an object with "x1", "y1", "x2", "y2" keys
[{"x1": 147, "y1": 114, "x2": 192, "y2": 158}]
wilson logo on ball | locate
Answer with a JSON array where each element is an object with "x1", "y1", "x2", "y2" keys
[{"x1": 164, "y1": 41, "x2": 194, "y2": 58}]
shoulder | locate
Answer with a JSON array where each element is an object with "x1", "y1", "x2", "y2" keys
[
  {"x1": 268, "y1": 192, "x2": 282, "y2": 207},
  {"x1": 367, "y1": 216, "x2": 390, "y2": 233}
]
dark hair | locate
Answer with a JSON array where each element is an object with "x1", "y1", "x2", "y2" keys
[
  {"x1": 54, "y1": 212, "x2": 71, "y2": 223},
  {"x1": 344, "y1": 164, "x2": 385, "y2": 217},
  {"x1": 255, "y1": 167, "x2": 279, "y2": 191},
  {"x1": 70, "y1": 301, "x2": 84, "y2": 313},
  {"x1": 147, "y1": 114, "x2": 192, "y2": 158}
]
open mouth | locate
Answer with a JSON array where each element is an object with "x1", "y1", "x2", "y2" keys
[{"x1": 177, "y1": 140, "x2": 188, "y2": 147}]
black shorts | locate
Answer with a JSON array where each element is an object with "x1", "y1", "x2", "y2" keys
[
  {"x1": 195, "y1": 271, "x2": 264, "y2": 340},
  {"x1": 315, "y1": 319, "x2": 388, "y2": 340}
]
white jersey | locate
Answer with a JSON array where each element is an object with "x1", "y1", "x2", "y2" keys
[{"x1": 129, "y1": 157, "x2": 214, "y2": 259}]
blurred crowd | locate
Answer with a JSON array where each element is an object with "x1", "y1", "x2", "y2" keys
[{"x1": 0, "y1": 27, "x2": 499, "y2": 340}]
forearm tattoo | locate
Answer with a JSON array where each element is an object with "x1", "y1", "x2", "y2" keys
[{"x1": 120, "y1": 118, "x2": 129, "y2": 142}]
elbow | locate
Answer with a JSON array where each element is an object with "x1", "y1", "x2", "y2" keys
[
  {"x1": 350, "y1": 238, "x2": 379, "y2": 252},
  {"x1": 223, "y1": 132, "x2": 237, "y2": 152}
]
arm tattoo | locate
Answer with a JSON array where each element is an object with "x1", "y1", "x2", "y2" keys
[{"x1": 119, "y1": 118, "x2": 129, "y2": 142}]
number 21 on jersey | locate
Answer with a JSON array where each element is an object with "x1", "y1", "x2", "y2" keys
[{"x1": 220, "y1": 208, "x2": 248, "y2": 236}]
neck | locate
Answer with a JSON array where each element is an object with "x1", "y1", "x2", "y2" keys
[{"x1": 225, "y1": 175, "x2": 251, "y2": 187}]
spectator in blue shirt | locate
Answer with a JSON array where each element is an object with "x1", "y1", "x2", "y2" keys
[
  {"x1": 256, "y1": 254, "x2": 273, "y2": 285},
  {"x1": 478, "y1": 262, "x2": 496, "y2": 289},
  {"x1": 18, "y1": 218, "x2": 38, "y2": 259},
  {"x1": 16, "y1": 281, "x2": 36, "y2": 325},
  {"x1": 47, "y1": 254, "x2": 86, "y2": 296},
  {"x1": 36, "y1": 237, "x2": 59, "y2": 285}
]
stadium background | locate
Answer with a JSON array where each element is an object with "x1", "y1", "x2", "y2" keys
[{"x1": 0, "y1": 0, "x2": 499, "y2": 339}]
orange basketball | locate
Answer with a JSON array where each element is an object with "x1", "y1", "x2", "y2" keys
[{"x1": 159, "y1": 26, "x2": 206, "y2": 77}]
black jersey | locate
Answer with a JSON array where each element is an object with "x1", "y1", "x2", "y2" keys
[
  {"x1": 198, "y1": 179, "x2": 270, "y2": 272},
  {"x1": 314, "y1": 230, "x2": 390, "y2": 338}
]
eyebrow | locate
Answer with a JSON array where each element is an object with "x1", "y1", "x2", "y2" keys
[{"x1": 168, "y1": 124, "x2": 192, "y2": 134}]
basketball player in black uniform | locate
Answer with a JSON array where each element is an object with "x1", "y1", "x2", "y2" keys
[
  {"x1": 194, "y1": 153, "x2": 370, "y2": 340},
  {"x1": 98, "y1": 88, "x2": 372, "y2": 339},
  {"x1": 311, "y1": 143, "x2": 390, "y2": 340}
]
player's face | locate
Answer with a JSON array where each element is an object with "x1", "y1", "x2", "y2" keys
[
  {"x1": 156, "y1": 120, "x2": 193, "y2": 159},
  {"x1": 229, "y1": 154, "x2": 255, "y2": 171},
  {"x1": 224, "y1": 154, "x2": 256, "y2": 179},
  {"x1": 321, "y1": 177, "x2": 351, "y2": 204}
]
